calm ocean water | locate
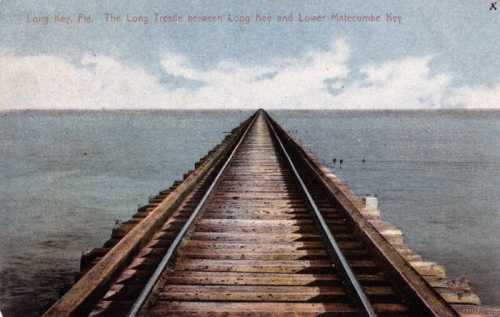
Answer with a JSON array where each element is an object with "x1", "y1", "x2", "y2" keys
[{"x1": 0, "y1": 110, "x2": 499, "y2": 315}]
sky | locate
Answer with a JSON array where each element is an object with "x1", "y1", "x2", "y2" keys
[{"x1": 0, "y1": 0, "x2": 499, "y2": 110}]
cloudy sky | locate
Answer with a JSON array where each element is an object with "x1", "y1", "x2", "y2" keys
[{"x1": 0, "y1": 0, "x2": 499, "y2": 110}]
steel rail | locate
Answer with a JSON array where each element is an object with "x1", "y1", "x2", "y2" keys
[
  {"x1": 127, "y1": 112, "x2": 260, "y2": 317},
  {"x1": 265, "y1": 114, "x2": 378, "y2": 317}
]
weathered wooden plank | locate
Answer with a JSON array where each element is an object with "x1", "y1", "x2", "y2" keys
[
  {"x1": 437, "y1": 290, "x2": 481, "y2": 305},
  {"x1": 174, "y1": 259, "x2": 378, "y2": 274},
  {"x1": 453, "y1": 304, "x2": 500, "y2": 316},
  {"x1": 189, "y1": 232, "x2": 323, "y2": 242},
  {"x1": 194, "y1": 223, "x2": 350, "y2": 233},
  {"x1": 159, "y1": 285, "x2": 394, "y2": 302},
  {"x1": 147, "y1": 302, "x2": 408, "y2": 316},
  {"x1": 178, "y1": 250, "x2": 330, "y2": 261},
  {"x1": 163, "y1": 271, "x2": 386, "y2": 286},
  {"x1": 183, "y1": 241, "x2": 360, "y2": 251}
]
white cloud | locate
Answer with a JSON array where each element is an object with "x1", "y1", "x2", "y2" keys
[
  {"x1": 160, "y1": 38, "x2": 350, "y2": 109},
  {"x1": 1, "y1": 39, "x2": 499, "y2": 110},
  {"x1": 0, "y1": 54, "x2": 171, "y2": 109},
  {"x1": 330, "y1": 56, "x2": 452, "y2": 109},
  {"x1": 446, "y1": 83, "x2": 500, "y2": 109}
]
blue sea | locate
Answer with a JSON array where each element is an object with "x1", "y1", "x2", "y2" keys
[{"x1": 0, "y1": 110, "x2": 499, "y2": 315}]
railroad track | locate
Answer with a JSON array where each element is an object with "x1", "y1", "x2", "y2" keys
[{"x1": 44, "y1": 110, "x2": 461, "y2": 317}]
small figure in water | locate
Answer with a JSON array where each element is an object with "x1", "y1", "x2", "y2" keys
[
  {"x1": 332, "y1": 158, "x2": 336, "y2": 167},
  {"x1": 339, "y1": 159, "x2": 343, "y2": 168},
  {"x1": 362, "y1": 157, "x2": 366, "y2": 163}
]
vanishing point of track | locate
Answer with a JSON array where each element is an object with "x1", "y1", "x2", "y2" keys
[{"x1": 44, "y1": 110, "x2": 461, "y2": 317}]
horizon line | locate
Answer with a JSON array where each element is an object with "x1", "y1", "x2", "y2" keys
[{"x1": 2, "y1": 108, "x2": 500, "y2": 113}]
